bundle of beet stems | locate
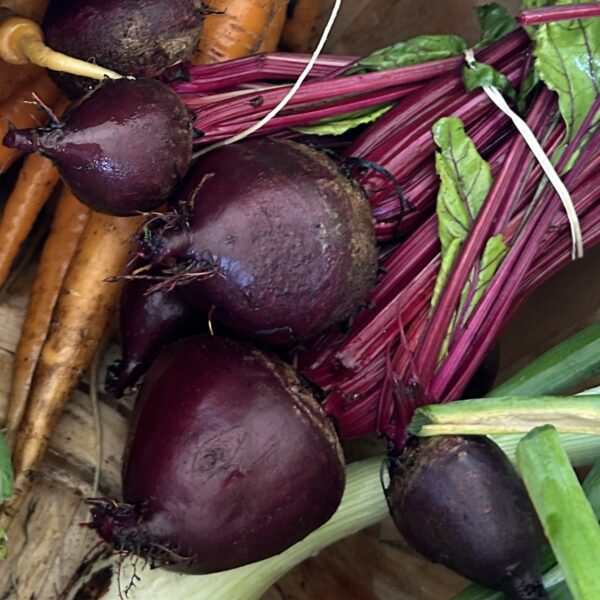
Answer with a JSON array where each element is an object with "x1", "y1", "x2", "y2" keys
[{"x1": 167, "y1": 4, "x2": 600, "y2": 447}]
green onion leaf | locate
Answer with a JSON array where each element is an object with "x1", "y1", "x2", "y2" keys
[{"x1": 517, "y1": 425, "x2": 600, "y2": 600}]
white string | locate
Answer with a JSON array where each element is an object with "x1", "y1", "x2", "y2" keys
[
  {"x1": 464, "y1": 48, "x2": 583, "y2": 259},
  {"x1": 194, "y1": 0, "x2": 343, "y2": 158}
]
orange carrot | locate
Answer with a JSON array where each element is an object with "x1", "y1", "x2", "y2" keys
[
  {"x1": 3, "y1": 186, "x2": 90, "y2": 448},
  {"x1": 0, "y1": 71, "x2": 63, "y2": 174},
  {"x1": 1, "y1": 213, "x2": 143, "y2": 524},
  {"x1": 258, "y1": 0, "x2": 288, "y2": 52},
  {"x1": 280, "y1": 0, "x2": 322, "y2": 53},
  {"x1": 193, "y1": 0, "x2": 289, "y2": 64},
  {"x1": 0, "y1": 155, "x2": 60, "y2": 285}
]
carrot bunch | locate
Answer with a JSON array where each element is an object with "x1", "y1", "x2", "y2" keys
[{"x1": 0, "y1": 0, "x2": 294, "y2": 528}]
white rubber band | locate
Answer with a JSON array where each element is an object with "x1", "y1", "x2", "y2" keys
[
  {"x1": 464, "y1": 48, "x2": 583, "y2": 259},
  {"x1": 194, "y1": 0, "x2": 343, "y2": 158}
]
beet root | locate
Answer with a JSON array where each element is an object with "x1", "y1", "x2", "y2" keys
[
  {"x1": 43, "y1": 0, "x2": 206, "y2": 97},
  {"x1": 386, "y1": 436, "x2": 547, "y2": 600},
  {"x1": 106, "y1": 278, "x2": 199, "y2": 398},
  {"x1": 144, "y1": 138, "x2": 378, "y2": 345},
  {"x1": 89, "y1": 334, "x2": 345, "y2": 573},
  {"x1": 3, "y1": 79, "x2": 193, "y2": 216}
]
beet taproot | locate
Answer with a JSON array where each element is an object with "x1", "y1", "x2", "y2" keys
[
  {"x1": 89, "y1": 334, "x2": 345, "y2": 573},
  {"x1": 106, "y1": 278, "x2": 199, "y2": 398},
  {"x1": 3, "y1": 78, "x2": 193, "y2": 215},
  {"x1": 43, "y1": 0, "x2": 206, "y2": 97},
  {"x1": 143, "y1": 138, "x2": 378, "y2": 345},
  {"x1": 387, "y1": 435, "x2": 547, "y2": 600}
]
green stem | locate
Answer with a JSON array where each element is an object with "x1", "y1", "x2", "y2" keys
[
  {"x1": 409, "y1": 395, "x2": 600, "y2": 437},
  {"x1": 490, "y1": 322, "x2": 600, "y2": 397},
  {"x1": 516, "y1": 426, "x2": 600, "y2": 600}
]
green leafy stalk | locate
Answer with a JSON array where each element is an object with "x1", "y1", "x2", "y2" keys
[
  {"x1": 293, "y1": 104, "x2": 392, "y2": 136},
  {"x1": 347, "y1": 35, "x2": 467, "y2": 74},
  {"x1": 476, "y1": 3, "x2": 517, "y2": 45},
  {"x1": 462, "y1": 61, "x2": 517, "y2": 99},
  {"x1": 490, "y1": 321, "x2": 600, "y2": 397},
  {"x1": 517, "y1": 426, "x2": 600, "y2": 600},
  {"x1": 430, "y1": 117, "x2": 507, "y2": 349},
  {"x1": 0, "y1": 434, "x2": 12, "y2": 562},
  {"x1": 0, "y1": 434, "x2": 12, "y2": 503},
  {"x1": 409, "y1": 394, "x2": 600, "y2": 436},
  {"x1": 582, "y1": 454, "x2": 600, "y2": 518}
]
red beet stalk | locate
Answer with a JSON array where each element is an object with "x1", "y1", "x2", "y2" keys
[
  {"x1": 301, "y1": 92, "x2": 600, "y2": 445},
  {"x1": 517, "y1": 3, "x2": 600, "y2": 26}
]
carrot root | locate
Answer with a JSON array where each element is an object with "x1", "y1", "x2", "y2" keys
[
  {"x1": 280, "y1": 0, "x2": 323, "y2": 53},
  {"x1": 193, "y1": 0, "x2": 289, "y2": 64},
  {"x1": 3, "y1": 186, "x2": 90, "y2": 448},
  {"x1": 0, "y1": 154, "x2": 60, "y2": 285},
  {"x1": 1, "y1": 213, "x2": 143, "y2": 524}
]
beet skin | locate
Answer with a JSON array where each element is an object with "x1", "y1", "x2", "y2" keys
[
  {"x1": 387, "y1": 436, "x2": 547, "y2": 600},
  {"x1": 89, "y1": 334, "x2": 345, "y2": 573},
  {"x1": 106, "y1": 278, "x2": 198, "y2": 397},
  {"x1": 3, "y1": 79, "x2": 193, "y2": 216},
  {"x1": 145, "y1": 138, "x2": 378, "y2": 345},
  {"x1": 43, "y1": 0, "x2": 206, "y2": 97}
]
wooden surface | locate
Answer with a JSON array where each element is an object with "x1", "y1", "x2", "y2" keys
[{"x1": 1, "y1": 0, "x2": 599, "y2": 598}]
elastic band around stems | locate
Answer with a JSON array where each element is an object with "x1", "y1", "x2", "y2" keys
[
  {"x1": 193, "y1": 0, "x2": 343, "y2": 158},
  {"x1": 464, "y1": 48, "x2": 583, "y2": 259}
]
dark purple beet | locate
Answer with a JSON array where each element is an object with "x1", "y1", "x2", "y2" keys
[
  {"x1": 3, "y1": 78, "x2": 193, "y2": 216},
  {"x1": 43, "y1": 0, "x2": 206, "y2": 98},
  {"x1": 386, "y1": 436, "x2": 547, "y2": 600},
  {"x1": 89, "y1": 334, "x2": 345, "y2": 574},
  {"x1": 144, "y1": 138, "x2": 378, "y2": 345},
  {"x1": 106, "y1": 278, "x2": 199, "y2": 398}
]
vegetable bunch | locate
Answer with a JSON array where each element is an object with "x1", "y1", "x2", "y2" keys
[{"x1": 1, "y1": 1, "x2": 600, "y2": 599}]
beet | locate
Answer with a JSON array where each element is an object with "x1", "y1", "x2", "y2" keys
[
  {"x1": 43, "y1": 0, "x2": 206, "y2": 97},
  {"x1": 106, "y1": 278, "x2": 198, "y2": 398},
  {"x1": 387, "y1": 436, "x2": 547, "y2": 600},
  {"x1": 144, "y1": 138, "x2": 378, "y2": 345},
  {"x1": 3, "y1": 78, "x2": 193, "y2": 216},
  {"x1": 89, "y1": 334, "x2": 345, "y2": 574}
]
